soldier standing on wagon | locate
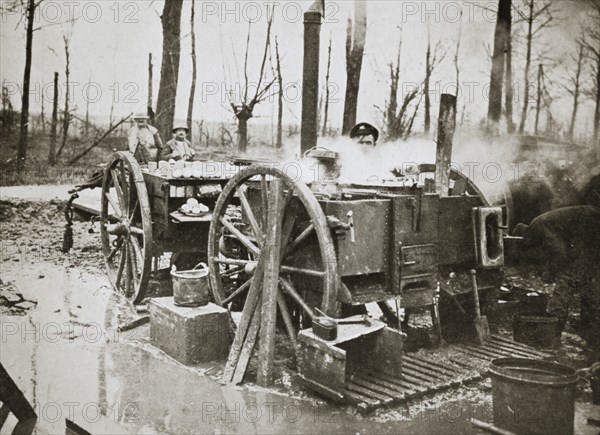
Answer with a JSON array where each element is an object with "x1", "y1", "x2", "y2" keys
[
  {"x1": 127, "y1": 113, "x2": 163, "y2": 164},
  {"x1": 161, "y1": 124, "x2": 196, "y2": 161}
]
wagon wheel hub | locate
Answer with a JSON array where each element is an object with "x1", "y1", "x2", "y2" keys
[{"x1": 105, "y1": 220, "x2": 133, "y2": 237}]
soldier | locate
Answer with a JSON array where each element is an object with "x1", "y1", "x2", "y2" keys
[
  {"x1": 127, "y1": 113, "x2": 163, "y2": 164},
  {"x1": 350, "y1": 122, "x2": 379, "y2": 146},
  {"x1": 161, "y1": 124, "x2": 196, "y2": 161},
  {"x1": 514, "y1": 205, "x2": 600, "y2": 347}
]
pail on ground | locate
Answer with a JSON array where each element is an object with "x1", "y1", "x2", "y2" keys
[
  {"x1": 489, "y1": 357, "x2": 578, "y2": 435},
  {"x1": 171, "y1": 262, "x2": 210, "y2": 307},
  {"x1": 513, "y1": 314, "x2": 560, "y2": 347}
]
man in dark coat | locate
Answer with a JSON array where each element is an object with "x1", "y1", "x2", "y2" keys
[{"x1": 514, "y1": 205, "x2": 600, "y2": 346}]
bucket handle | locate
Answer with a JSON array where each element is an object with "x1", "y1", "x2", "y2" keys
[{"x1": 192, "y1": 262, "x2": 208, "y2": 272}]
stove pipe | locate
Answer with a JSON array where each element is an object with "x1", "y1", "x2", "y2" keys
[{"x1": 300, "y1": 0, "x2": 324, "y2": 155}]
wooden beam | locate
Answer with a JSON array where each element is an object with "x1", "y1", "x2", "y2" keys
[
  {"x1": 221, "y1": 255, "x2": 266, "y2": 384},
  {"x1": 257, "y1": 179, "x2": 285, "y2": 387},
  {"x1": 434, "y1": 94, "x2": 457, "y2": 197}
]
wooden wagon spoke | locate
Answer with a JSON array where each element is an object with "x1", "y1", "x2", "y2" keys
[
  {"x1": 285, "y1": 223, "x2": 315, "y2": 256},
  {"x1": 214, "y1": 257, "x2": 252, "y2": 267},
  {"x1": 115, "y1": 247, "x2": 126, "y2": 289},
  {"x1": 128, "y1": 242, "x2": 141, "y2": 288},
  {"x1": 118, "y1": 161, "x2": 130, "y2": 209},
  {"x1": 236, "y1": 186, "x2": 263, "y2": 246},
  {"x1": 279, "y1": 277, "x2": 315, "y2": 320},
  {"x1": 105, "y1": 191, "x2": 123, "y2": 218},
  {"x1": 277, "y1": 292, "x2": 298, "y2": 348},
  {"x1": 124, "y1": 247, "x2": 132, "y2": 296},
  {"x1": 107, "y1": 237, "x2": 124, "y2": 262},
  {"x1": 280, "y1": 204, "x2": 298, "y2": 251},
  {"x1": 222, "y1": 278, "x2": 252, "y2": 305},
  {"x1": 221, "y1": 266, "x2": 245, "y2": 277},
  {"x1": 260, "y1": 175, "x2": 268, "y2": 229},
  {"x1": 219, "y1": 217, "x2": 260, "y2": 256},
  {"x1": 129, "y1": 199, "x2": 139, "y2": 221},
  {"x1": 129, "y1": 226, "x2": 144, "y2": 236},
  {"x1": 110, "y1": 169, "x2": 126, "y2": 210},
  {"x1": 280, "y1": 265, "x2": 325, "y2": 277},
  {"x1": 130, "y1": 236, "x2": 144, "y2": 270}
]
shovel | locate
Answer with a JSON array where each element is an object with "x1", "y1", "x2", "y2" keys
[{"x1": 469, "y1": 269, "x2": 490, "y2": 344}]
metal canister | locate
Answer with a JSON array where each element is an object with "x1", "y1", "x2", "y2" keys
[
  {"x1": 169, "y1": 186, "x2": 177, "y2": 197},
  {"x1": 176, "y1": 186, "x2": 185, "y2": 198}
]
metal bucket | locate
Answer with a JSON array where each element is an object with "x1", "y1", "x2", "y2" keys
[
  {"x1": 513, "y1": 314, "x2": 560, "y2": 347},
  {"x1": 171, "y1": 263, "x2": 210, "y2": 307},
  {"x1": 489, "y1": 357, "x2": 578, "y2": 435}
]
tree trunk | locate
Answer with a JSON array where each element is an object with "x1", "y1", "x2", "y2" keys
[
  {"x1": 594, "y1": 57, "x2": 600, "y2": 146},
  {"x1": 17, "y1": 0, "x2": 35, "y2": 172},
  {"x1": 56, "y1": 35, "x2": 71, "y2": 159},
  {"x1": 341, "y1": 0, "x2": 367, "y2": 135},
  {"x1": 534, "y1": 64, "x2": 542, "y2": 136},
  {"x1": 156, "y1": 0, "x2": 184, "y2": 141},
  {"x1": 321, "y1": 36, "x2": 332, "y2": 137},
  {"x1": 40, "y1": 90, "x2": 46, "y2": 135},
  {"x1": 276, "y1": 38, "x2": 284, "y2": 147},
  {"x1": 505, "y1": 7, "x2": 514, "y2": 133},
  {"x1": 424, "y1": 34, "x2": 432, "y2": 134},
  {"x1": 186, "y1": 0, "x2": 197, "y2": 143},
  {"x1": 237, "y1": 113, "x2": 250, "y2": 153},
  {"x1": 85, "y1": 77, "x2": 90, "y2": 137},
  {"x1": 568, "y1": 46, "x2": 584, "y2": 140},
  {"x1": 487, "y1": 0, "x2": 511, "y2": 128},
  {"x1": 49, "y1": 72, "x2": 59, "y2": 165},
  {"x1": 148, "y1": 53, "x2": 154, "y2": 122},
  {"x1": 518, "y1": 0, "x2": 534, "y2": 134}
]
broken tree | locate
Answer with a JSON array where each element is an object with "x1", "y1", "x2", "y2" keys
[
  {"x1": 487, "y1": 0, "x2": 511, "y2": 130},
  {"x1": 342, "y1": 0, "x2": 367, "y2": 135},
  {"x1": 228, "y1": 6, "x2": 277, "y2": 152},
  {"x1": 155, "y1": 0, "x2": 184, "y2": 140}
]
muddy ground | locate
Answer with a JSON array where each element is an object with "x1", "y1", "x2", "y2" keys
[{"x1": 1, "y1": 188, "x2": 599, "y2": 434}]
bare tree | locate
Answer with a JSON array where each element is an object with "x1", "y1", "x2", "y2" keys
[
  {"x1": 342, "y1": 0, "x2": 367, "y2": 135},
  {"x1": 565, "y1": 44, "x2": 585, "y2": 140},
  {"x1": 186, "y1": 0, "x2": 197, "y2": 143},
  {"x1": 148, "y1": 53, "x2": 154, "y2": 122},
  {"x1": 84, "y1": 75, "x2": 91, "y2": 137},
  {"x1": 56, "y1": 26, "x2": 75, "y2": 159},
  {"x1": 49, "y1": 72, "x2": 58, "y2": 165},
  {"x1": 487, "y1": 0, "x2": 511, "y2": 129},
  {"x1": 504, "y1": 3, "x2": 514, "y2": 133},
  {"x1": 579, "y1": 1, "x2": 600, "y2": 145},
  {"x1": 14, "y1": 0, "x2": 37, "y2": 171},
  {"x1": 424, "y1": 25, "x2": 447, "y2": 134},
  {"x1": 228, "y1": 8, "x2": 277, "y2": 152},
  {"x1": 517, "y1": 0, "x2": 553, "y2": 134},
  {"x1": 275, "y1": 37, "x2": 284, "y2": 148},
  {"x1": 155, "y1": 0, "x2": 184, "y2": 140},
  {"x1": 386, "y1": 30, "x2": 421, "y2": 141},
  {"x1": 534, "y1": 64, "x2": 543, "y2": 135},
  {"x1": 321, "y1": 35, "x2": 332, "y2": 136}
]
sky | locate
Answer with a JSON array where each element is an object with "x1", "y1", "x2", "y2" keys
[{"x1": 0, "y1": 0, "x2": 597, "y2": 138}]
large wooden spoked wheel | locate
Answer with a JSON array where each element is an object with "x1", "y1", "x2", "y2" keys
[
  {"x1": 208, "y1": 165, "x2": 338, "y2": 326},
  {"x1": 100, "y1": 152, "x2": 153, "y2": 304}
]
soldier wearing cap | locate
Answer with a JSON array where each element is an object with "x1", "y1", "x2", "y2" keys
[
  {"x1": 350, "y1": 122, "x2": 379, "y2": 146},
  {"x1": 161, "y1": 124, "x2": 196, "y2": 161},
  {"x1": 128, "y1": 113, "x2": 163, "y2": 164}
]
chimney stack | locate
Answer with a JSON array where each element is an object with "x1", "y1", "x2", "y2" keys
[{"x1": 300, "y1": 0, "x2": 323, "y2": 155}]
